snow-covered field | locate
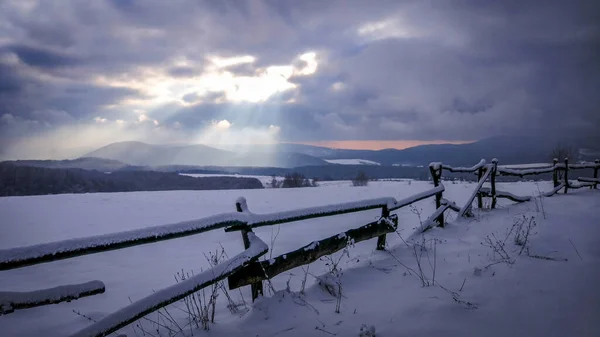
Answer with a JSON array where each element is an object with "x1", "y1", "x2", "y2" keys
[
  {"x1": 1, "y1": 181, "x2": 599, "y2": 336},
  {"x1": 181, "y1": 173, "x2": 278, "y2": 187}
]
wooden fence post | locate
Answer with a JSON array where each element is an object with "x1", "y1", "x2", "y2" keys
[
  {"x1": 236, "y1": 199, "x2": 263, "y2": 301},
  {"x1": 491, "y1": 158, "x2": 498, "y2": 209},
  {"x1": 477, "y1": 166, "x2": 484, "y2": 208},
  {"x1": 376, "y1": 206, "x2": 389, "y2": 250},
  {"x1": 552, "y1": 158, "x2": 559, "y2": 188},
  {"x1": 563, "y1": 158, "x2": 569, "y2": 194},
  {"x1": 594, "y1": 159, "x2": 599, "y2": 190},
  {"x1": 428, "y1": 164, "x2": 444, "y2": 226}
]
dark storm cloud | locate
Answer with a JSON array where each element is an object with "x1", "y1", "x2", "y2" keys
[
  {"x1": 167, "y1": 66, "x2": 200, "y2": 78},
  {"x1": 5, "y1": 44, "x2": 81, "y2": 68},
  {"x1": 0, "y1": 0, "x2": 599, "y2": 158}
]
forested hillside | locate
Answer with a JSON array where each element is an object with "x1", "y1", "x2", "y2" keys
[{"x1": 0, "y1": 163, "x2": 263, "y2": 196}]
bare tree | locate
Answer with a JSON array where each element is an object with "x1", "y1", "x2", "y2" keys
[
  {"x1": 281, "y1": 172, "x2": 312, "y2": 188},
  {"x1": 352, "y1": 171, "x2": 369, "y2": 187},
  {"x1": 551, "y1": 143, "x2": 578, "y2": 180},
  {"x1": 551, "y1": 143, "x2": 578, "y2": 163}
]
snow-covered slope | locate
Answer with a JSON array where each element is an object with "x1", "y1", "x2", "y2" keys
[
  {"x1": 324, "y1": 159, "x2": 381, "y2": 165},
  {"x1": 1, "y1": 181, "x2": 599, "y2": 337}
]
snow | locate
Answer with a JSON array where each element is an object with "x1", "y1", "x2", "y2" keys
[
  {"x1": 497, "y1": 165, "x2": 556, "y2": 177},
  {"x1": 389, "y1": 184, "x2": 444, "y2": 211},
  {"x1": 458, "y1": 165, "x2": 493, "y2": 217},
  {"x1": 324, "y1": 159, "x2": 381, "y2": 165},
  {"x1": 480, "y1": 187, "x2": 531, "y2": 202},
  {"x1": 578, "y1": 177, "x2": 600, "y2": 183},
  {"x1": 498, "y1": 163, "x2": 552, "y2": 169},
  {"x1": 1, "y1": 180, "x2": 599, "y2": 337},
  {"x1": 0, "y1": 281, "x2": 105, "y2": 315},
  {"x1": 408, "y1": 203, "x2": 451, "y2": 238},
  {"x1": 568, "y1": 162, "x2": 600, "y2": 169},
  {"x1": 70, "y1": 232, "x2": 267, "y2": 337},
  {"x1": 544, "y1": 183, "x2": 565, "y2": 197},
  {"x1": 0, "y1": 213, "x2": 245, "y2": 270},
  {"x1": 441, "y1": 159, "x2": 486, "y2": 173},
  {"x1": 181, "y1": 173, "x2": 276, "y2": 187},
  {"x1": 568, "y1": 181, "x2": 594, "y2": 189},
  {"x1": 244, "y1": 197, "x2": 397, "y2": 228},
  {"x1": 429, "y1": 162, "x2": 442, "y2": 170},
  {"x1": 303, "y1": 242, "x2": 319, "y2": 251}
]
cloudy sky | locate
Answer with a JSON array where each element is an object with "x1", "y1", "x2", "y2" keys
[{"x1": 0, "y1": 0, "x2": 599, "y2": 159}]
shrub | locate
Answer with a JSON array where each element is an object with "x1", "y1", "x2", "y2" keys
[
  {"x1": 352, "y1": 171, "x2": 369, "y2": 187},
  {"x1": 281, "y1": 172, "x2": 312, "y2": 188}
]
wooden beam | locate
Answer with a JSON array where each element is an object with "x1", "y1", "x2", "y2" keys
[
  {"x1": 228, "y1": 215, "x2": 398, "y2": 290},
  {"x1": 409, "y1": 204, "x2": 452, "y2": 238},
  {"x1": 458, "y1": 165, "x2": 492, "y2": 217},
  {"x1": 429, "y1": 165, "x2": 443, "y2": 226},
  {"x1": 477, "y1": 166, "x2": 484, "y2": 208},
  {"x1": 594, "y1": 160, "x2": 599, "y2": 189},
  {"x1": 480, "y1": 188, "x2": 531, "y2": 203},
  {"x1": 0, "y1": 281, "x2": 105, "y2": 315},
  {"x1": 0, "y1": 217, "x2": 245, "y2": 271},
  {"x1": 71, "y1": 233, "x2": 267, "y2": 337},
  {"x1": 564, "y1": 158, "x2": 569, "y2": 194},
  {"x1": 491, "y1": 159, "x2": 498, "y2": 209},
  {"x1": 578, "y1": 177, "x2": 600, "y2": 183},
  {"x1": 236, "y1": 200, "x2": 263, "y2": 301},
  {"x1": 376, "y1": 206, "x2": 389, "y2": 250},
  {"x1": 552, "y1": 158, "x2": 559, "y2": 187}
]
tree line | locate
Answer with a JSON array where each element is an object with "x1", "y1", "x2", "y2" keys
[
  {"x1": 0, "y1": 163, "x2": 263, "y2": 196},
  {"x1": 269, "y1": 171, "x2": 371, "y2": 188}
]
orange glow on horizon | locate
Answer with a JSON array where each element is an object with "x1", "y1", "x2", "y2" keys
[{"x1": 295, "y1": 140, "x2": 475, "y2": 150}]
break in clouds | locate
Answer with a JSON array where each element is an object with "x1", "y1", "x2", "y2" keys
[{"x1": 0, "y1": 0, "x2": 599, "y2": 159}]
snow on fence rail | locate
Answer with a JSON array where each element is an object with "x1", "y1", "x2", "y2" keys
[
  {"x1": 70, "y1": 233, "x2": 268, "y2": 337},
  {"x1": 0, "y1": 281, "x2": 105, "y2": 315},
  {"x1": 0, "y1": 183, "x2": 453, "y2": 336},
  {"x1": 1, "y1": 157, "x2": 597, "y2": 336},
  {"x1": 425, "y1": 157, "x2": 599, "y2": 225}
]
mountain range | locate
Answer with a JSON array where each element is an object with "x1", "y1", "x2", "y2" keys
[
  {"x1": 4, "y1": 135, "x2": 597, "y2": 174},
  {"x1": 81, "y1": 135, "x2": 598, "y2": 169}
]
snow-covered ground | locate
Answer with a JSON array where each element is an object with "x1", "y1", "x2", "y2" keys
[
  {"x1": 1, "y1": 181, "x2": 599, "y2": 336},
  {"x1": 498, "y1": 163, "x2": 552, "y2": 169},
  {"x1": 181, "y1": 173, "x2": 278, "y2": 187},
  {"x1": 324, "y1": 159, "x2": 381, "y2": 165}
]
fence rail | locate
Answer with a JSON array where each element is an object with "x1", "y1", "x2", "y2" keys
[
  {"x1": 0, "y1": 181, "x2": 450, "y2": 336},
  {"x1": 435, "y1": 158, "x2": 599, "y2": 210},
  {"x1": 1, "y1": 156, "x2": 597, "y2": 337}
]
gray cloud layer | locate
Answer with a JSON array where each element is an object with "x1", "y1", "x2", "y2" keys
[{"x1": 1, "y1": 0, "x2": 599, "y2": 158}]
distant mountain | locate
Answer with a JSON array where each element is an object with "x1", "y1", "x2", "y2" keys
[
  {"x1": 83, "y1": 141, "x2": 329, "y2": 168},
  {"x1": 284, "y1": 136, "x2": 579, "y2": 166},
  {"x1": 85, "y1": 141, "x2": 233, "y2": 166},
  {"x1": 82, "y1": 136, "x2": 596, "y2": 170}
]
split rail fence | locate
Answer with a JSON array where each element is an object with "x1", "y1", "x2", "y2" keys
[{"x1": 0, "y1": 158, "x2": 597, "y2": 337}]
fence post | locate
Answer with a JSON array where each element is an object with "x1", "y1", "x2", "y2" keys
[
  {"x1": 235, "y1": 199, "x2": 263, "y2": 301},
  {"x1": 491, "y1": 159, "x2": 498, "y2": 209},
  {"x1": 428, "y1": 164, "x2": 444, "y2": 226},
  {"x1": 376, "y1": 206, "x2": 389, "y2": 250},
  {"x1": 563, "y1": 158, "x2": 569, "y2": 194},
  {"x1": 594, "y1": 159, "x2": 599, "y2": 189},
  {"x1": 477, "y1": 166, "x2": 484, "y2": 208},
  {"x1": 552, "y1": 158, "x2": 559, "y2": 188}
]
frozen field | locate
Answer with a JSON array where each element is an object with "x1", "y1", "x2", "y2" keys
[
  {"x1": 180, "y1": 173, "x2": 280, "y2": 187},
  {"x1": 1, "y1": 180, "x2": 599, "y2": 336}
]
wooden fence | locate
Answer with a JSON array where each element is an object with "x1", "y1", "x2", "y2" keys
[{"x1": 0, "y1": 157, "x2": 598, "y2": 337}]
